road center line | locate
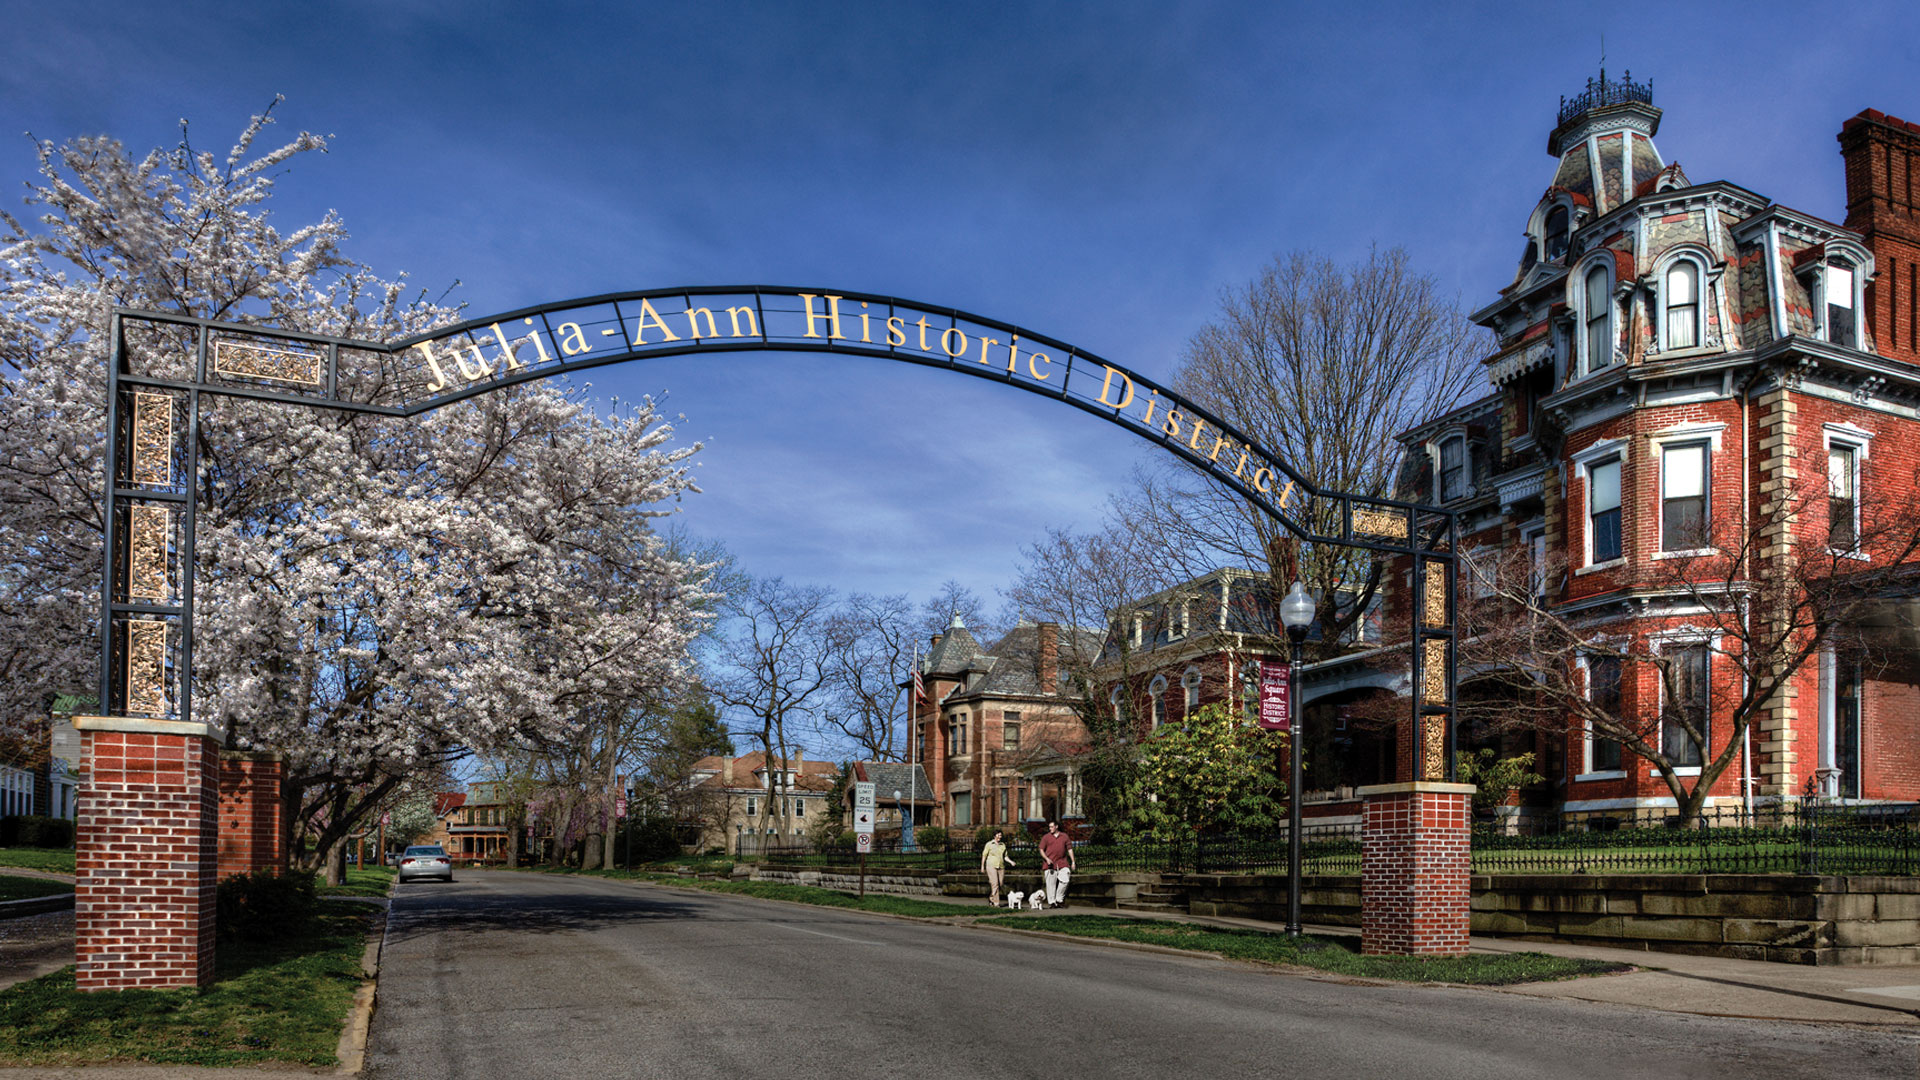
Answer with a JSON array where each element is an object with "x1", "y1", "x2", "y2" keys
[{"x1": 768, "y1": 922, "x2": 886, "y2": 945}]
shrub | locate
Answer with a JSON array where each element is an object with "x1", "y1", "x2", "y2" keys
[
  {"x1": 614, "y1": 817, "x2": 682, "y2": 865},
  {"x1": 913, "y1": 826, "x2": 948, "y2": 850},
  {"x1": 0, "y1": 815, "x2": 76, "y2": 848},
  {"x1": 217, "y1": 868, "x2": 318, "y2": 941}
]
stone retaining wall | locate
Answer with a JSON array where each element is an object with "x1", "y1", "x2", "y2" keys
[{"x1": 751, "y1": 866, "x2": 944, "y2": 896}]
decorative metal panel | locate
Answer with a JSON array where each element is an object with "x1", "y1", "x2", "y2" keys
[
  {"x1": 1424, "y1": 563, "x2": 1448, "y2": 628},
  {"x1": 1422, "y1": 639, "x2": 1448, "y2": 705},
  {"x1": 214, "y1": 340, "x2": 323, "y2": 385},
  {"x1": 1423, "y1": 717, "x2": 1447, "y2": 782},
  {"x1": 126, "y1": 620, "x2": 168, "y2": 717},
  {"x1": 131, "y1": 393, "x2": 172, "y2": 486},
  {"x1": 1351, "y1": 508, "x2": 1408, "y2": 540},
  {"x1": 127, "y1": 506, "x2": 170, "y2": 601}
]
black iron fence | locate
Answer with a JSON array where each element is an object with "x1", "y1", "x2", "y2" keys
[
  {"x1": 1471, "y1": 804, "x2": 1920, "y2": 876},
  {"x1": 757, "y1": 822, "x2": 1363, "y2": 876}
]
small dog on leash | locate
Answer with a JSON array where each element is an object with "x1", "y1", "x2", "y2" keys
[
  {"x1": 1004, "y1": 891, "x2": 1025, "y2": 909},
  {"x1": 1028, "y1": 891, "x2": 1046, "y2": 910}
]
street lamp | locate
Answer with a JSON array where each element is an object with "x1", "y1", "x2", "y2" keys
[{"x1": 1279, "y1": 580, "x2": 1316, "y2": 937}]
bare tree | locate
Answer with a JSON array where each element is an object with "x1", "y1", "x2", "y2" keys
[
  {"x1": 821, "y1": 592, "x2": 915, "y2": 761},
  {"x1": 1456, "y1": 473, "x2": 1920, "y2": 824},
  {"x1": 919, "y1": 579, "x2": 997, "y2": 642},
  {"x1": 709, "y1": 577, "x2": 838, "y2": 845},
  {"x1": 1122, "y1": 247, "x2": 1487, "y2": 657}
]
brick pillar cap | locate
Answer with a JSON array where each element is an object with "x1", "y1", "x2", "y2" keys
[
  {"x1": 74, "y1": 715, "x2": 226, "y2": 742},
  {"x1": 1355, "y1": 781, "x2": 1477, "y2": 797}
]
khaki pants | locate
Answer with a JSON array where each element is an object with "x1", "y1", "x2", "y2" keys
[{"x1": 985, "y1": 865, "x2": 1004, "y2": 902}]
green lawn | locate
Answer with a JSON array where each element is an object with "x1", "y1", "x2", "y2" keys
[
  {"x1": 0, "y1": 849, "x2": 75, "y2": 874},
  {"x1": 0, "y1": 901, "x2": 372, "y2": 1068},
  {"x1": 982, "y1": 915, "x2": 1630, "y2": 985},
  {"x1": 319, "y1": 866, "x2": 395, "y2": 897},
  {"x1": 0, "y1": 875, "x2": 75, "y2": 902}
]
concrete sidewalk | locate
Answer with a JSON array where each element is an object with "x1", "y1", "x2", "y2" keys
[{"x1": 948, "y1": 890, "x2": 1920, "y2": 1027}]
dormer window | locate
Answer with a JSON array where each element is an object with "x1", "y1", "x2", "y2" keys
[
  {"x1": 1663, "y1": 260, "x2": 1700, "y2": 350},
  {"x1": 1820, "y1": 260, "x2": 1859, "y2": 349},
  {"x1": 1544, "y1": 206, "x2": 1570, "y2": 262},
  {"x1": 1584, "y1": 264, "x2": 1615, "y2": 372},
  {"x1": 1438, "y1": 435, "x2": 1466, "y2": 501}
]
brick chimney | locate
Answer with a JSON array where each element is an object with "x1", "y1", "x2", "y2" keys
[
  {"x1": 1839, "y1": 109, "x2": 1920, "y2": 366},
  {"x1": 1038, "y1": 622, "x2": 1060, "y2": 694}
]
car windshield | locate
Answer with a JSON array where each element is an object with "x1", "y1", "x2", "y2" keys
[{"x1": 405, "y1": 846, "x2": 445, "y2": 856}]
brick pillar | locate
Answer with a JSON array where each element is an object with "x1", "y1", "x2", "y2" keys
[
  {"x1": 1357, "y1": 781, "x2": 1475, "y2": 957},
  {"x1": 73, "y1": 716, "x2": 222, "y2": 991},
  {"x1": 218, "y1": 752, "x2": 287, "y2": 880}
]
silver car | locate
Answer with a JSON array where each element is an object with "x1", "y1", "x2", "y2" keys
[{"x1": 397, "y1": 845, "x2": 454, "y2": 883}]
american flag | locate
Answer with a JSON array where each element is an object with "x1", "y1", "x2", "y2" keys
[{"x1": 912, "y1": 665, "x2": 924, "y2": 701}]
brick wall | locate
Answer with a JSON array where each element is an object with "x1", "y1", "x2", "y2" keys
[
  {"x1": 75, "y1": 724, "x2": 220, "y2": 991},
  {"x1": 217, "y1": 752, "x2": 286, "y2": 880}
]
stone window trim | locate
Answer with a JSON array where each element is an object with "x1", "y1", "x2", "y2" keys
[
  {"x1": 1571, "y1": 437, "x2": 1629, "y2": 568},
  {"x1": 1428, "y1": 427, "x2": 1475, "y2": 503},
  {"x1": 1528, "y1": 193, "x2": 1583, "y2": 266},
  {"x1": 1823, "y1": 422, "x2": 1874, "y2": 558},
  {"x1": 1181, "y1": 665, "x2": 1203, "y2": 709},
  {"x1": 1649, "y1": 632, "x2": 1719, "y2": 772},
  {"x1": 1573, "y1": 652, "x2": 1628, "y2": 781},
  {"x1": 1649, "y1": 249, "x2": 1721, "y2": 355},
  {"x1": 1648, "y1": 424, "x2": 1724, "y2": 555},
  {"x1": 1574, "y1": 253, "x2": 1623, "y2": 377},
  {"x1": 1149, "y1": 674, "x2": 1169, "y2": 729},
  {"x1": 1800, "y1": 244, "x2": 1874, "y2": 350}
]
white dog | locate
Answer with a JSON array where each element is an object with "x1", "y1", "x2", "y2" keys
[
  {"x1": 1004, "y1": 891, "x2": 1025, "y2": 909},
  {"x1": 1028, "y1": 891, "x2": 1046, "y2": 911}
]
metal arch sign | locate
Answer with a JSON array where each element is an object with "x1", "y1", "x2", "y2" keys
[
  {"x1": 98, "y1": 290, "x2": 1458, "y2": 766},
  {"x1": 110, "y1": 287, "x2": 1440, "y2": 551}
]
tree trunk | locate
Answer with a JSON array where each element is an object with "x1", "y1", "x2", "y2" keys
[
  {"x1": 506, "y1": 827, "x2": 520, "y2": 869},
  {"x1": 323, "y1": 836, "x2": 347, "y2": 886},
  {"x1": 583, "y1": 830, "x2": 602, "y2": 870}
]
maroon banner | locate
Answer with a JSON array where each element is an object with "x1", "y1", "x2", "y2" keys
[{"x1": 1258, "y1": 661, "x2": 1291, "y2": 730}]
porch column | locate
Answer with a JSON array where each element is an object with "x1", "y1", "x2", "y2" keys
[
  {"x1": 74, "y1": 715, "x2": 223, "y2": 991},
  {"x1": 1357, "y1": 781, "x2": 1474, "y2": 957}
]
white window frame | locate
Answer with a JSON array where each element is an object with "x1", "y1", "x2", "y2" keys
[
  {"x1": 1572, "y1": 438, "x2": 1629, "y2": 572},
  {"x1": 1109, "y1": 683, "x2": 1125, "y2": 724},
  {"x1": 1579, "y1": 258, "x2": 1618, "y2": 376},
  {"x1": 1649, "y1": 424, "x2": 1723, "y2": 557},
  {"x1": 1149, "y1": 674, "x2": 1169, "y2": 729},
  {"x1": 1436, "y1": 433, "x2": 1468, "y2": 502},
  {"x1": 1651, "y1": 635, "x2": 1717, "y2": 776},
  {"x1": 1823, "y1": 422, "x2": 1873, "y2": 558},
  {"x1": 1522, "y1": 523, "x2": 1548, "y2": 601},
  {"x1": 1574, "y1": 653, "x2": 1627, "y2": 781},
  {"x1": 1654, "y1": 253, "x2": 1712, "y2": 353},
  {"x1": 1807, "y1": 257, "x2": 1867, "y2": 349},
  {"x1": 1182, "y1": 666, "x2": 1203, "y2": 710},
  {"x1": 745, "y1": 796, "x2": 757, "y2": 817}
]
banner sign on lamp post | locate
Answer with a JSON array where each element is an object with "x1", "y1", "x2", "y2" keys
[{"x1": 1258, "y1": 661, "x2": 1291, "y2": 731}]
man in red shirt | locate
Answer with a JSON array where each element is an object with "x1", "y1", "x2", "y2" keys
[{"x1": 1038, "y1": 820, "x2": 1075, "y2": 908}]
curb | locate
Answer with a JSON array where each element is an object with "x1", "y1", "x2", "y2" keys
[
  {"x1": 332, "y1": 893, "x2": 391, "y2": 1075},
  {"x1": 0, "y1": 893, "x2": 73, "y2": 919}
]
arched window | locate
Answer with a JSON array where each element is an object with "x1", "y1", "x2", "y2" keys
[
  {"x1": 1149, "y1": 675, "x2": 1168, "y2": 729},
  {"x1": 1664, "y1": 261, "x2": 1699, "y2": 350},
  {"x1": 1437, "y1": 434, "x2": 1466, "y2": 501},
  {"x1": 1109, "y1": 683, "x2": 1125, "y2": 724},
  {"x1": 1182, "y1": 667, "x2": 1203, "y2": 711},
  {"x1": 1584, "y1": 265, "x2": 1614, "y2": 372},
  {"x1": 1544, "y1": 206, "x2": 1570, "y2": 262}
]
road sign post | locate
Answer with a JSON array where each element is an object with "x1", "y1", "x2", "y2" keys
[{"x1": 852, "y1": 782, "x2": 876, "y2": 897}]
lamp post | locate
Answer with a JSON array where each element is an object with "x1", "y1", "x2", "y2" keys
[
  {"x1": 1279, "y1": 580, "x2": 1316, "y2": 937},
  {"x1": 893, "y1": 788, "x2": 902, "y2": 847}
]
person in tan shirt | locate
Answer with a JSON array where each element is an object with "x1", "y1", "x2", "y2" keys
[{"x1": 980, "y1": 830, "x2": 1014, "y2": 907}]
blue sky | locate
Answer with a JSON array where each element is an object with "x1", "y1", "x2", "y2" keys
[{"x1": 9, "y1": 1, "x2": 1920, "y2": 619}]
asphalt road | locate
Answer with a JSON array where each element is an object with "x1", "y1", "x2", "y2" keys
[{"x1": 365, "y1": 872, "x2": 1916, "y2": 1080}]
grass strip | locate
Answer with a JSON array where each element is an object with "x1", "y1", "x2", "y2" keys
[
  {"x1": 320, "y1": 866, "x2": 395, "y2": 897},
  {"x1": 0, "y1": 875, "x2": 75, "y2": 902},
  {"x1": 0, "y1": 849, "x2": 74, "y2": 874},
  {"x1": 980, "y1": 914, "x2": 1631, "y2": 985},
  {"x1": 0, "y1": 900, "x2": 371, "y2": 1068}
]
